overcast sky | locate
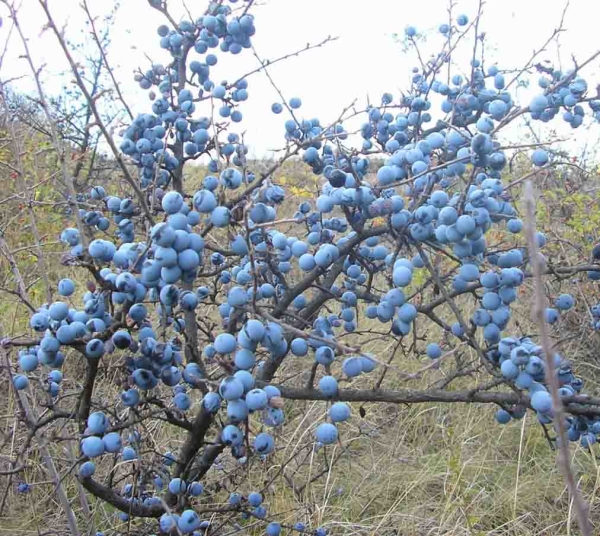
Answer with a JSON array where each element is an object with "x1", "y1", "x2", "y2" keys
[{"x1": 3, "y1": 0, "x2": 600, "y2": 158}]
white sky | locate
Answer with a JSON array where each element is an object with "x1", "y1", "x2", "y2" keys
[{"x1": 3, "y1": 0, "x2": 600, "y2": 158}]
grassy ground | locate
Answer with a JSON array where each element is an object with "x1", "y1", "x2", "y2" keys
[{"x1": 2, "y1": 159, "x2": 600, "y2": 535}]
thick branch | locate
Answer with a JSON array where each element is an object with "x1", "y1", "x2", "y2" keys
[
  {"x1": 80, "y1": 476, "x2": 164, "y2": 518},
  {"x1": 265, "y1": 382, "x2": 600, "y2": 416}
]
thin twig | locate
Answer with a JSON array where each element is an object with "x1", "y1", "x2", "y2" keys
[{"x1": 523, "y1": 180, "x2": 592, "y2": 536}]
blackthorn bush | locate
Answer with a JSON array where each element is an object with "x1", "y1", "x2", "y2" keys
[{"x1": 3, "y1": 0, "x2": 600, "y2": 534}]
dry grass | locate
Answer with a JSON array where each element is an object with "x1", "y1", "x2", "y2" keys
[{"x1": 2, "y1": 160, "x2": 600, "y2": 535}]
